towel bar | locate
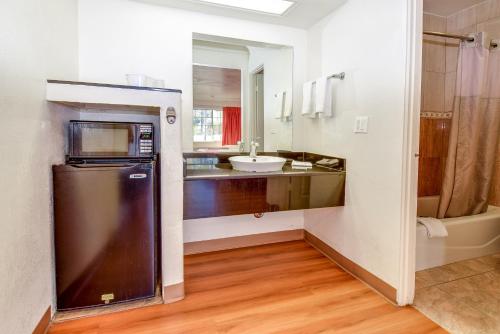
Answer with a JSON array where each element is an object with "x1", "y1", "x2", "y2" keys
[{"x1": 328, "y1": 72, "x2": 345, "y2": 80}]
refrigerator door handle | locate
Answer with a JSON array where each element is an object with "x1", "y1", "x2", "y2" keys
[
  {"x1": 67, "y1": 164, "x2": 139, "y2": 170},
  {"x1": 129, "y1": 173, "x2": 148, "y2": 179}
]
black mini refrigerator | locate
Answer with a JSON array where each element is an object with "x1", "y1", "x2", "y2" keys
[{"x1": 53, "y1": 162, "x2": 157, "y2": 310}]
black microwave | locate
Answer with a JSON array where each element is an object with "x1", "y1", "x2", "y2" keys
[{"x1": 68, "y1": 121, "x2": 154, "y2": 159}]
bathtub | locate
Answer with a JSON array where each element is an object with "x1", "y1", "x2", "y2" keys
[{"x1": 416, "y1": 196, "x2": 500, "y2": 271}]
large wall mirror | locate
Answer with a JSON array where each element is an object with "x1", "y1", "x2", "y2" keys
[{"x1": 191, "y1": 34, "x2": 294, "y2": 153}]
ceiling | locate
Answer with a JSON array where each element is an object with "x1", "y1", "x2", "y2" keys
[
  {"x1": 135, "y1": 0, "x2": 346, "y2": 28},
  {"x1": 193, "y1": 65, "x2": 241, "y2": 107},
  {"x1": 194, "y1": 33, "x2": 289, "y2": 49},
  {"x1": 423, "y1": 0, "x2": 486, "y2": 16},
  {"x1": 193, "y1": 39, "x2": 250, "y2": 53}
]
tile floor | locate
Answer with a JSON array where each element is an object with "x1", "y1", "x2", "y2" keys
[{"x1": 413, "y1": 253, "x2": 500, "y2": 334}]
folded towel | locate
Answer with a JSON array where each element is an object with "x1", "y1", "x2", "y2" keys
[
  {"x1": 417, "y1": 217, "x2": 448, "y2": 238},
  {"x1": 301, "y1": 81, "x2": 315, "y2": 117},
  {"x1": 292, "y1": 160, "x2": 313, "y2": 170},
  {"x1": 292, "y1": 161, "x2": 312, "y2": 167},
  {"x1": 316, "y1": 158, "x2": 340, "y2": 167}
]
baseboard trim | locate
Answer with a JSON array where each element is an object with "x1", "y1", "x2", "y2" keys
[
  {"x1": 163, "y1": 282, "x2": 185, "y2": 304},
  {"x1": 184, "y1": 229, "x2": 305, "y2": 255},
  {"x1": 304, "y1": 231, "x2": 398, "y2": 304},
  {"x1": 32, "y1": 306, "x2": 51, "y2": 334}
]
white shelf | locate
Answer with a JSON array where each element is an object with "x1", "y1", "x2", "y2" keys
[{"x1": 46, "y1": 80, "x2": 182, "y2": 115}]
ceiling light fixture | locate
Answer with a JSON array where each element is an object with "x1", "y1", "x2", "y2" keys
[{"x1": 195, "y1": 0, "x2": 295, "y2": 15}]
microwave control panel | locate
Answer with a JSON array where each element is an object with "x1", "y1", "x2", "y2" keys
[{"x1": 139, "y1": 124, "x2": 154, "y2": 156}]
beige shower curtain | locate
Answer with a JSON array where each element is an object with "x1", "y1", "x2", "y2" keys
[{"x1": 438, "y1": 33, "x2": 500, "y2": 218}]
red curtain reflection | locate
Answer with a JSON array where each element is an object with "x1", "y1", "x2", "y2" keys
[{"x1": 222, "y1": 107, "x2": 241, "y2": 145}]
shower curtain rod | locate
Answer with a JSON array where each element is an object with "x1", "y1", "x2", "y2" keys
[{"x1": 423, "y1": 31, "x2": 498, "y2": 48}]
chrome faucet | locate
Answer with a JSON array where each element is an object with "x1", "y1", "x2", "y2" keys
[
  {"x1": 237, "y1": 140, "x2": 245, "y2": 153},
  {"x1": 250, "y1": 141, "x2": 259, "y2": 158}
]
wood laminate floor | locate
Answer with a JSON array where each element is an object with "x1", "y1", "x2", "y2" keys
[{"x1": 49, "y1": 241, "x2": 446, "y2": 334}]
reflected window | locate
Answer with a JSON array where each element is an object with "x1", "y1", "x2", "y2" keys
[{"x1": 193, "y1": 108, "x2": 223, "y2": 142}]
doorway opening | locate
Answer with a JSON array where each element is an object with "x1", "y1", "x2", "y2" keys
[{"x1": 251, "y1": 66, "x2": 265, "y2": 150}]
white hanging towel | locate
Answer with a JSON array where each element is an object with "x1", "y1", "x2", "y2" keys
[
  {"x1": 315, "y1": 76, "x2": 334, "y2": 117},
  {"x1": 301, "y1": 81, "x2": 315, "y2": 117},
  {"x1": 283, "y1": 90, "x2": 293, "y2": 121},
  {"x1": 417, "y1": 217, "x2": 448, "y2": 238},
  {"x1": 274, "y1": 92, "x2": 286, "y2": 119}
]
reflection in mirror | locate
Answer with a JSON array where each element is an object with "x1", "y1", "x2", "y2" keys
[
  {"x1": 193, "y1": 65, "x2": 241, "y2": 147},
  {"x1": 192, "y1": 36, "x2": 293, "y2": 153}
]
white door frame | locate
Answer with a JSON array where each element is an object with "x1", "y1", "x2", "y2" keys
[
  {"x1": 398, "y1": 0, "x2": 423, "y2": 305},
  {"x1": 250, "y1": 64, "x2": 265, "y2": 148}
]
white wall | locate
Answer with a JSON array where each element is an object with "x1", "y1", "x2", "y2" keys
[
  {"x1": 78, "y1": 0, "x2": 309, "y2": 245},
  {"x1": 248, "y1": 47, "x2": 294, "y2": 151},
  {"x1": 77, "y1": 0, "x2": 412, "y2": 295},
  {"x1": 184, "y1": 211, "x2": 303, "y2": 243},
  {"x1": 0, "y1": 0, "x2": 79, "y2": 332},
  {"x1": 303, "y1": 0, "x2": 410, "y2": 289},
  {"x1": 78, "y1": 0, "x2": 307, "y2": 152}
]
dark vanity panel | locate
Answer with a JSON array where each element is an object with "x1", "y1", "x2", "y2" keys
[
  {"x1": 184, "y1": 180, "x2": 217, "y2": 219},
  {"x1": 182, "y1": 151, "x2": 346, "y2": 220},
  {"x1": 184, "y1": 178, "x2": 269, "y2": 219},
  {"x1": 184, "y1": 174, "x2": 345, "y2": 220}
]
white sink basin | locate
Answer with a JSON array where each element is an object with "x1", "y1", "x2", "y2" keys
[{"x1": 229, "y1": 156, "x2": 287, "y2": 173}]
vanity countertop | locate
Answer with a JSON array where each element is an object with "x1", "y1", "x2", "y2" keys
[
  {"x1": 185, "y1": 163, "x2": 345, "y2": 180},
  {"x1": 183, "y1": 152, "x2": 346, "y2": 181}
]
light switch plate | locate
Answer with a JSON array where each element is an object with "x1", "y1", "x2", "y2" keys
[{"x1": 354, "y1": 116, "x2": 369, "y2": 133}]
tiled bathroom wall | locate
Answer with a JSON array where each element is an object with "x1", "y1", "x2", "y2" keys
[
  {"x1": 419, "y1": 14, "x2": 451, "y2": 196},
  {"x1": 420, "y1": 2, "x2": 500, "y2": 205}
]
